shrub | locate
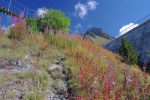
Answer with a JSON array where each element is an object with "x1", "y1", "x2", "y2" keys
[
  {"x1": 9, "y1": 19, "x2": 29, "y2": 40},
  {"x1": 119, "y1": 38, "x2": 138, "y2": 65},
  {"x1": 41, "y1": 9, "x2": 71, "y2": 34},
  {"x1": 26, "y1": 18, "x2": 40, "y2": 33}
]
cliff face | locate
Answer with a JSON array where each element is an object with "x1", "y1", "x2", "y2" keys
[{"x1": 105, "y1": 20, "x2": 150, "y2": 70}]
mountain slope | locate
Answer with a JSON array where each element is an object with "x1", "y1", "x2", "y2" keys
[
  {"x1": 105, "y1": 20, "x2": 150, "y2": 72},
  {"x1": 83, "y1": 27, "x2": 114, "y2": 45},
  {"x1": 0, "y1": 33, "x2": 149, "y2": 100}
]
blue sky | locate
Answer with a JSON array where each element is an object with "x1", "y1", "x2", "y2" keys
[{"x1": 1, "y1": 0, "x2": 150, "y2": 36}]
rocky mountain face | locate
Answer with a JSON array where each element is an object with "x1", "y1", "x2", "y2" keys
[
  {"x1": 84, "y1": 27, "x2": 114, "y2": 39},
  {"x1": 83, "y1": 27, "x2": 114, "y2": 45},
  {"x1": 105, "y1": 20, "x2": 150, "y2": 71}
]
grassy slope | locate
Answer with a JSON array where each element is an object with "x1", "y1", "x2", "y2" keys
[
  {"x1": 0, "y1": 33, "x2": 149, "y2": 100},
  {"x1": 0, "y1": 34, "x2": 58, "y2": 100},
  {"x1": 89, "y1": 35, "x2": 110, "y2": 45}
]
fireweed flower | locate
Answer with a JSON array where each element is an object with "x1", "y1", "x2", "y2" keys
[
  {"x1": 124, "y1": 66, "x2": 133, "y2": 88},
  {"x1": 126, "y1": 75, "x2": 132, "y2": 86},
  {"x1": 104, "y1": 76, "x2": 111, "y2": 100}
]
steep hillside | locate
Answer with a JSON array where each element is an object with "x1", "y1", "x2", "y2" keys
[
  {"x1": 0, "y1": 33, "x2": 149, "y2": 100},
  {"x1": 83, "y1": 27, "x2": 114, "y2": 45},
  {"x1": 0, "y1": 8, "x2": 149, "y2": 100}
]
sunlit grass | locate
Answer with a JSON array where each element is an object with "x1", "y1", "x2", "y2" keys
[
  {"x1": 0, "y1": 32, "x2": 149, "y2": 99},
  {"x1": 46, "y1": 34, "x2": 150, "y2": 99}
]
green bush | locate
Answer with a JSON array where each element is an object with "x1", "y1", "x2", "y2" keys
[
  {"x1": 119, "y1": 38, "x2": 138, "y2": 65},
  {"x1": 41, "y1": 9, "x2": 71, "y2": 34},
  {"x1": 26, "y1": 18, "x2": 40, "y2": 33}
]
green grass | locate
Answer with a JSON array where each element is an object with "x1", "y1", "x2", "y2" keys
[
  {"x1": 6, "y1": 91, "x2": 16, "y2": 99},
  {"x1": 23, "y1": 91, "x2": 44, "y2": 100},
  {"x1": 33, "y1": 70, "x2": 50, "y2": 90},
  {"x1": 89, "y1": 35, "x2": 110, "y2": 45},
  {"x1": 0, "y1": 71, "x2": 50, "y2": 99}
]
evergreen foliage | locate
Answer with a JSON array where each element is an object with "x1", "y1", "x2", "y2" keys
[{"x1": 119, "y1": 38, "x2": 138, "y2": 65}]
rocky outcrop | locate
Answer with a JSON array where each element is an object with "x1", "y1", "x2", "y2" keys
[
  {"x1": 84, "y1": 27, "x2": 114, "y2": 39},
  {"x1": 0, "y1": 58, "x2": 34, "y2": 73},
  {"x1": 0, "y1": 54, "x2": 72, "y2": 100}
]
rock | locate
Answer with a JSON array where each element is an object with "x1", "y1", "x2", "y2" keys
[
  {"x1": 48, "y1": 64, "x2": 60, "y2": 72},
  {"x1": 17, "y1": 60, "x2": 22, "y2": 67},
  {"x1": 9, "y1": 59, "x2": 22, "y2": 67},
  {"x1": 56, "y1": 54, "x2": 66, "y2": 61},
  {"x1": 0, "y1": 58, "x2": 34, "y2": 73},
  {"x1": 9, "y1": 59, "x2": 18, "y2": 66},
  {"x1": 55, "y1": 60, "x2": 60, "y2": 65},
  {"x1": 0, "y1": 59, "x2": 9, "y2": 68}
]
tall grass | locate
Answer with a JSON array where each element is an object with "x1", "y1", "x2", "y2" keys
[{"x1": 47, "y1": 34, "x2": 150, "y2": 99}]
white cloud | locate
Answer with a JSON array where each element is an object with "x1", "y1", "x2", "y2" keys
[
  {"x1": 87, "y1": 0, "x2": 99, "y2": 10},
  {"x1": 74, "y1": 2, "x2": 88, "y2": 18},
  {"x1": 74, "y1": 0, "x2": 99, "y2": 18},
  {"x1": 36, "y1": 8, "x2": 48, "y2": 18},
  {"x1": 117, "y1": 23, "x2": 139, "y2": 37}
]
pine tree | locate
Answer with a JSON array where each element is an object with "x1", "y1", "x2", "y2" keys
[{"x1": 119, "y1": 38, "x2": 138, "y2": 65}]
